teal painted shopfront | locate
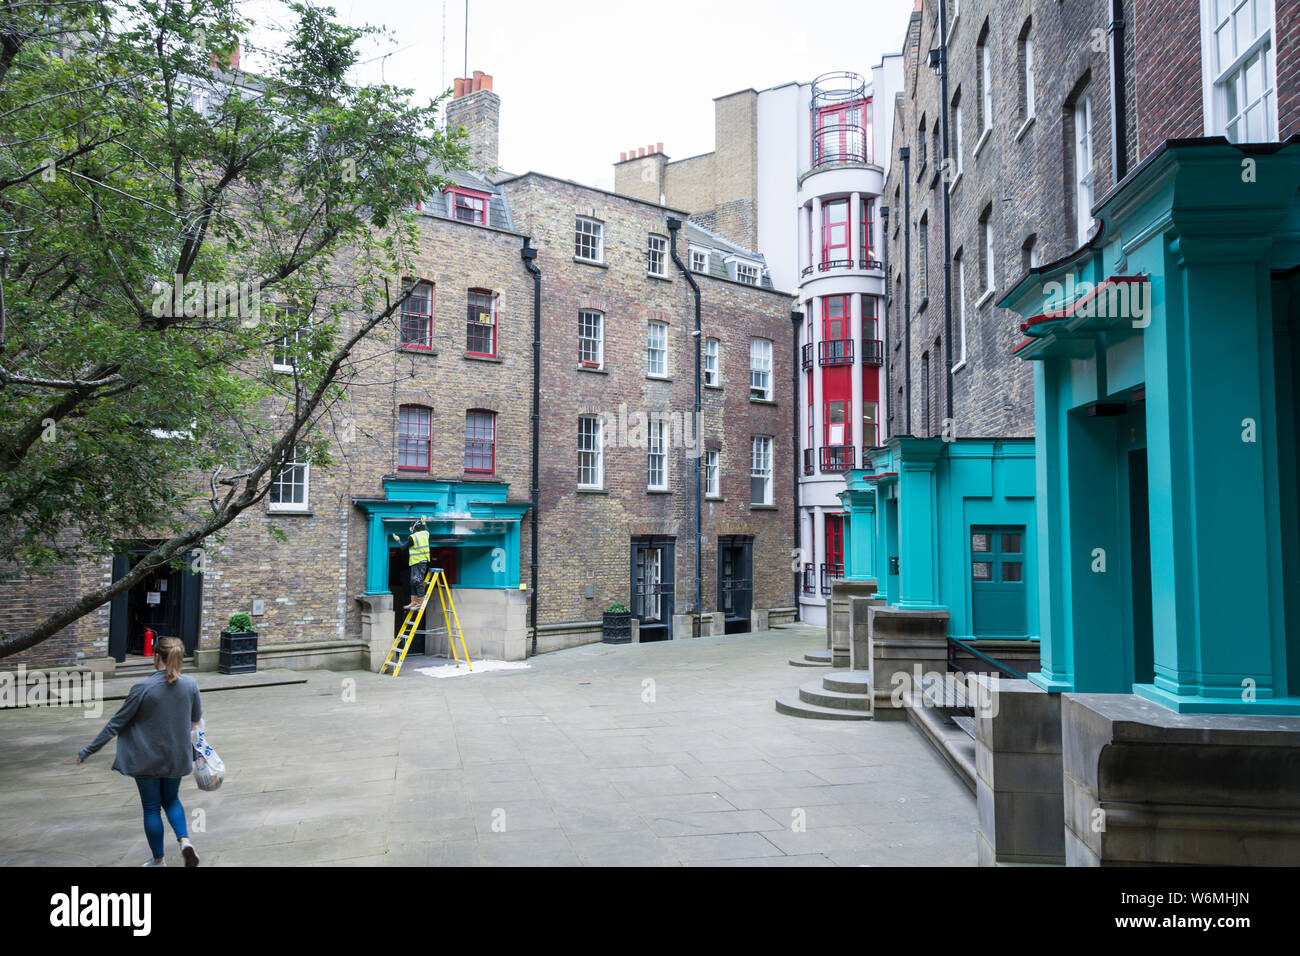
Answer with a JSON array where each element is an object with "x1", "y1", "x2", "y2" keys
[
  {"x1": 840, "y1": 437, "x2": 1038, "y2": 644},
  {"x1": 352, "y1": 477, "x2": 530, "y2": 596},
  {"x1": 999, "y1": 138, "x2": 1300, "y2": 715}
]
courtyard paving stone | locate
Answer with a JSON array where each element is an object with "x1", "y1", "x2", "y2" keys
[{"x1": 0, "y1": 625, "x2": 976, "y2": 866}]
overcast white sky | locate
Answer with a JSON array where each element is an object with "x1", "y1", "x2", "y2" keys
[{"x1": 244, "y1": 0, "x2": 917, "y2": 189}]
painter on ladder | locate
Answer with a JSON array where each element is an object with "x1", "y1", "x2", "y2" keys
[{"x1": 392, "y1": 518, "x2": 430, "y2": 611}]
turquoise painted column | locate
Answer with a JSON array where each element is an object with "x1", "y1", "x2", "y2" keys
[
  {"x1": 1137, "y1": 233, "x2": 1293, "y2": 710},
  {"x1": 1030, "y1": 360, "x2": 1073, "y2": 692},
  {"x1": 841, "y1": 488, "x2": 876, "y2": 582},
  {"x1": 365, "y1": 513, "x2": 390, "y2": 594},
  {"x1": 895, "y1": 440, "x2": 943, "y2": 609}
]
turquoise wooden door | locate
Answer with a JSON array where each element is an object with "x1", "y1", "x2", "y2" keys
[{"x1": 970, "y1": 526, "x2": 1027, "y2": 636}]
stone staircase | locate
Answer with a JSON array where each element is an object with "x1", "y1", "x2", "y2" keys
[
  {"x1": 774, "y1": 670, "x2": 872, "y2": 721},
  {"x1": 788, "y1": 649, "x2": 833, "y2": 667}
]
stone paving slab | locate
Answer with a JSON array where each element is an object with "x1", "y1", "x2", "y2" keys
[{"x1": 0, "y1": 626, "x2": 976, "y2": 866}]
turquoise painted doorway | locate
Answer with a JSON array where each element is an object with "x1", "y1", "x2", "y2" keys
[{"x1": 971, "y1": 526, "x2": 1027, "y2": 636}]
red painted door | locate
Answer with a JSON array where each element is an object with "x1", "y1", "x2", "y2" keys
[
  {"x1": 821, "y1": 200, "x2": 849, "y2": 265},
  {"x1": 825, "y1": 515, "x2": 844, "y2": 568}
]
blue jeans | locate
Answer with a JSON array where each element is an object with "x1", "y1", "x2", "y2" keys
[{"x1": 135, "y1": 776, "x2": 187, "y2": 860}]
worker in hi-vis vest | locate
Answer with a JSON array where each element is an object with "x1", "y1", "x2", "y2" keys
[{"x1": 391, "y1": 518, "x2": 431, "y2": 611}]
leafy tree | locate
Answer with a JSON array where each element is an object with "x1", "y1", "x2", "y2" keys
[{"x1": 0, "y1": 0, "x2": 468, "y2": 657}]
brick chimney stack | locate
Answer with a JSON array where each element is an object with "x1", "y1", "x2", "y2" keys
[{"x1": 445, "y1": 70, "x2": 500, "y2": 174}]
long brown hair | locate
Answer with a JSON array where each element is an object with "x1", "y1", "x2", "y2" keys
[{"x1": 155, "y1": 637, "x2": 184, "y2": 684}]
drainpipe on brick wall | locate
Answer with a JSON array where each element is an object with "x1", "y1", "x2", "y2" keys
[
  {"x1": 899, "y1": 146, "x2": 913, "y2": 435},
  {"x1": 791, "y1": 309, "x2": 804, "y2": 620},
  {"x1": 521, "y1": 237, "x2": 542, "y2": 656},
  {"x1": 881, "y1": 205, "x2": 892, "y2": 440},
  {"x1": 938, "y1": 0, "x2": 955, "y2": 426},
  {"x1": 666, "y1": 216, "x2": 703, "y2": 626},
  {"x1": 1108, "y1": 0, "x2": 1129, "y2": 184}
]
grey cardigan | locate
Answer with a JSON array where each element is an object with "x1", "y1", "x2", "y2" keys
[{"x1": 80, "y1": 670, "x2": 203, "y2": 778}]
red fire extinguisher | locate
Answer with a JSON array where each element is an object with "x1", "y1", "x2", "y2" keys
[{"x1": 143, "y1": 627, "x2": 155, "y2": 657}]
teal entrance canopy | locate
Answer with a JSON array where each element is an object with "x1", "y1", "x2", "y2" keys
[
  {"x1": 1000, "y1": 137, "x2": 1300, "y2": 714},
  {"x1": 352, "y1": 477, "x2": 531, "y2": 594}
]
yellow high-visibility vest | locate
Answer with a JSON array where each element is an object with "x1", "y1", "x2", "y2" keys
[{"x1": 409, "y1": 529, "x2": 430, "y2": 565}]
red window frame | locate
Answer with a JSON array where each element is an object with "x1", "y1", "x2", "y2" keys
[
  {"x1": 466, "y1": 289, "x2": 496, "y2": 357},
  {"x1": 465, "y1": 409, "x2": 495, "y2": 475},
  {"x1": 398, "y1": 404, "x2": 432, "y2": 473},
  {"x1": 822, "y1": 294, "x2": 849, "y2": 341},
  {"x1": 400, "y1": 279, "x2": 433, "y2": 351},
  {"x1": 825, "y1": 514, "x2": 844, "y2": 567},
  {"x1": 821, "y1": 199, "x2": 850, "y2": 265},
  {"x1": 813, "y1": 97, "x2": 872, "y2": 165},
  {"x1": 860, "y1": 198, "x2": 874, "y2": 262},
  {"x1": 446, "y1": 186, "x2": 489, "y2": 224}
]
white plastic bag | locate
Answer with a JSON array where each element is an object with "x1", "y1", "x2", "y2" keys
[{"x1": 191, "y1": 719, "x2": 225, "y2": 792}]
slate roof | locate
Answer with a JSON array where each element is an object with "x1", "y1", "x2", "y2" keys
[
  {"x1": 419, "y1": 165, "x2": 515, "y2": 232},
  {"x1": 685, "y1": 221, "x2": 775, "y2": 289}
]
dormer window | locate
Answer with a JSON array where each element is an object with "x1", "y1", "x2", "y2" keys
[
  {"x1": 446, "y1": 187, "x2": 489, "y2": 224},
  {"x1": 735, "y1": 262, "x2": 760, "y2": 285},
  {"x1": 689, "y1": 247, "x2": 710, "y2": 272}
]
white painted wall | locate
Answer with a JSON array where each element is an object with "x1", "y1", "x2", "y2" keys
[{"x1": 755, "y1": 82, "x2": 802, "y2": 292}]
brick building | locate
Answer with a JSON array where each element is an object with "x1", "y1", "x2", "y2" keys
[
  {"x1": 498, "y1": 171, "x2": 795, "y2": 649},
  {"x1": 1, "y1": 70, "x2": 797, "y2": 672}
]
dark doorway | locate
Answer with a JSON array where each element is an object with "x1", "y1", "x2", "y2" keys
[
  {"x1": 718, "y1": 535, "x2": 753, "y2": 634},
  {"x1": 1128, "y1": 448, "x2": 1154, "y2": 684},
  {"x1": 108, "y1": 543, "x2": 201, "y2": 662},
  {"x1": 388, "y1": 545, "x2": 459, "y2": 656},
  {"x1": 632, "y1": 536, "x2": 675, "y2": 642}
]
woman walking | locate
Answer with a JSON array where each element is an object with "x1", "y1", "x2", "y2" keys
[{"x1": 78, "y1": 636, "x2": 203, "y2": 867}]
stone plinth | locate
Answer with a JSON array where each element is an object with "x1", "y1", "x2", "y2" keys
[
  {"x1": 425, "y1": 587, "x2": 528, "y2": 661},
  {"x1": 750, "y1": 608, "x2": 770, "y2": 632},
  {"x1": 1062, "y1": 694, "x2": 1300, "y2": 865},
  {"x1": 848, "y1": 594, "x2": 885, "y2": 672},
  {"x1": 356, "y1": 592, "x2": 394, "y2": 673},
  {"x1": 974, "y1": 677, "x2": 1064, "y2": 866},
  {"x1": 704, "y1": 612, "x2": 725, "y2": 636},
  {"x1": 867, "y1": 605, "x2": 948, "y2": 720},
  {"x1": 672, "y1": 613, "x2": 699, "y2": 639},
  {"x1": 829, "y1": 579, "x2": 878, "y2": 668}
]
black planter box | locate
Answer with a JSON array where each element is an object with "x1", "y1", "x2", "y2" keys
[
  {"x1": 219, "y1": 629, "x2": 258, "y2": 674},
  {"x1": 602, "y1": 612, "x2": 632, "y2": 644}
]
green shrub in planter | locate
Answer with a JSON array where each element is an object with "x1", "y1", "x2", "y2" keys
[
  {"x1": 220, "y1": 612, "x2": 258, "y2": 675},
  {"x1": 602, "y1": 602, "x2": 633, "y2": 644}
]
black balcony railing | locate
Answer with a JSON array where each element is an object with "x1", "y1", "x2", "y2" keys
[
  {"x1": 860, "y1": 257, "x2": 883, "y2": 271},
  {"x1": 819, "y1": 338, "x2": 853, "y2": 366},
  {"x1": 820, "y1": 445, "x2": 855, "y2": 471},
  {"x1": 861, "y1": 338, "x2": 883, "y2": 366},
  {"x1": 801, "y1": 342, "x2": 814, "y2": 370},
  {"x1": 812, "y1": 124, "x2": 870, "y2": 167},
  {"x1": 817, "y1": 257, "x2": 854, "y2": 272},
  {"x1": 800, "y1": 264, "x2": 815, "y2": 278},
  {"x1": 820, "y1": 562, "x2": 844, "y2": 595},
  {"x1": 803, "y1": 447, "x2": 815, "y2": 475},
  {"x1": 802, "y1": 563, "x2": 817, "y2": 595}
]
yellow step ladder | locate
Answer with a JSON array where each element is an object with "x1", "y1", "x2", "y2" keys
[{"x1": 380, "y1": 568, "x2": 471, "y2": 676}]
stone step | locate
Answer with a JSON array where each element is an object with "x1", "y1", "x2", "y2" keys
[
  {"x1": 822, "y1": 670, "x2": 871, "y2": 694},
  {"x1": 798, "y1": 678, "x2": 871, "y2": 712},
  {"x1": 952, "y1": 715, "x2": 976, "y2": 740},
  {"x1": 774, "y1": 691, "x2": 873, "y2": 721},
  {"x1": 905, "y1": 702, "x2": 976, "y2": 794},
  {"x1": 788, "y1": 649, "x2": 833, "y2": 667}
]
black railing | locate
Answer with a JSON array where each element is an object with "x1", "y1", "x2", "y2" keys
[
  {"x1": 812, "y1": 124, "x2": 869, "y2": 167},
  {"x1": 861, "y1": 338, "x2": 883, "y2": 366},
  {"x1": 817, "y1": 258, "x2": 854, "y2": 272},
  {"x1": 860, "y1": 257, "x2": 883, "y2": 271},
  {"x1": 801, "y1": 342, "x2": 814, "y2": 370},
  {"x1": 820, "y1": 445, "x2": 855, "y2": 471},
  {"x1": 803, "y1": 447, "x2": 815, "y2": 475},
  {"x1": 802, "y1": 563, "x2": 817, "y2": 595},
  {"x1": 800, "y1": 264, "x2": 815, "y2": 278},
  {"x1": 819, "y1": 338, "x2": 853, "y2": 365},
  {"x1": 820, "y1": 562, "x2": 844, "y2": 595}
]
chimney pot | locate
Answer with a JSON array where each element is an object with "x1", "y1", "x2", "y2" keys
[
  {"x1": 454, "y1": 77, "x2": 465, "y2": 97},
  {"x1": 638, "y1": 147, "x2": 646, "y2": 157},
  {"x1": 482, "y1": 74, "x2": 493, "y2": 91},
  {"x1": 620, "y1": 151, "x2": 627, "y2": 162},
  {"x1": 656, "y1": 141, "x2": 663, "y2": 153}
]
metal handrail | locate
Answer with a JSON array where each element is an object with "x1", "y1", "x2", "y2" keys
[
  {"x1": 946, "y1": 635, "x2": 1029, "y2": 680},
  {"x1": 819, "y1": 338, "x2": 853, "y2": 365},
  {"x1": 819, "y1": 445, "x2": 855, "y2": 471},
  {"x1": 861, "y1": 339, "x2": 883, "y2": 366},
  {"x1": 801, "y1": 342, "x2": 814, "y2": 370}
]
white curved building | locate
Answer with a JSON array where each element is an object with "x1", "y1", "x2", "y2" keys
[{"x1": 794, "y1": 71, "x2": 892, "y2": 626}]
